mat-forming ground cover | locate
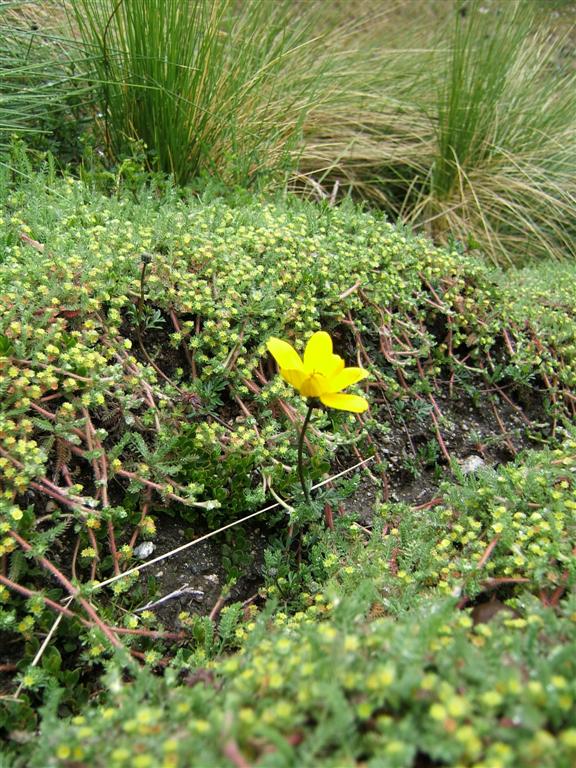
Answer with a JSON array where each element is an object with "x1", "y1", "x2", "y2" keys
[{"x1": 0, "y1": 164, "x2": 575, "y2": 765}]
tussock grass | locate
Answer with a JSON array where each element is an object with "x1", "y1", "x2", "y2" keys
[
  {"x1": 70, "y1": 0, "x2": 351, "y2": 186},
  {"x1": 413, "y1": 0, "x2": 576, "y2": 264},
  {"x1": 298, "y1": 0, "x2": 576, "y2": 266}
]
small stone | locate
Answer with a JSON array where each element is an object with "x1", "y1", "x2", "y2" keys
[
  {"x1": 460, "y1": 455, "x2": 486, "y2": 474},
  {"x1": 134, "y1": 541, "x2": 156, "y2": 559}
]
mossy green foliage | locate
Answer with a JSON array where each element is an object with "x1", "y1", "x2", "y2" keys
[
  {"x1": 326, "y1": 445, "x2": 576, "y2": 607},
  {"x1": 19, "y1": 441, "x2": 576, "y2": 768},
  {"x1": 0, "y1": 163, "x2": 511, "y2": 535},
  {"x1": 1, "y1": 163, "x2": 576, "y2": 765},
  {"x1": 505, "y1": 262, "x2": 576, "y2": 395}
]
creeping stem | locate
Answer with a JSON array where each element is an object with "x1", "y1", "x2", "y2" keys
[{"x1": 297, "y1": 402, "x2": 315, "y2": 505}]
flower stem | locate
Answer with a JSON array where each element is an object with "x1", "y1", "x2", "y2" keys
[
  {"x1": 137, "y1": 252, "x2": 152, "y2": 333},
  {"x1": 297, "y1": 402, "x2": 315, "y2": 505}
]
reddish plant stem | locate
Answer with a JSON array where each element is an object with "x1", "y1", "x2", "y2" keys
[
  {"x1": 474, "y1": 357, "x2": 532, "y2": 426},
  {"x1": 524, "y1": 328, "x2": 559, "y2": 433},
  {"x1": 104, "y1": 338, "x2": 162, "y2": 431},
  {"x1": 128, "y1": 488, "x2": 151, "y2": 550},
  {"x1": 488, "y1": 398, "x2": 517, "y2": 455},
  {"x1": 360, "y1": 292, "x2": 420, "y2": 358},
  {"x1": 0, "y1": 446, "x2": 96, "y2": 517},
  {"x1": 388, "y1": 547, "x2": 400, "y2": 576},
  {"x1": 39, "y1": 392, "x2": 66, "y2": 403},
  {"x1": 71, "y1": 535, "x2": 80, "y2": 582},
  {"x1": 11, "y1": 358, "x2": 100, "y2": 384},
  {"x1": 19, "y1": 231, "x2": 45, "y2": 252},
  {"x1": 343, "y1": 424, "x2": 375, "y2": 481},
  {"x1": 209, "y1": 594, "x2": 227, "y2": 622},
  {"x1": 224, "y1": 324, "x2": 246, "y2": 372},
  {"x1": 190, "y1": 317, "x2": 201, "y2": 379},
  {"x1": 323, "y1": 503, "x2": 334, "y2": 530},
  {"x1": 29, "y1": 402, "x2": 85, "y2": 439},
  {"x1": 222, "y1": 740, "x2": 252, "y2": 768},
  {"x1": 420, "y1": 276, "x2": 448, "y2": 310},
  {"x1": 477, "y1": 536, "x2": 500, "y2": 569},
  {"x1": 83, "y1": 409, "x2": 119, "y2": 576},
  {"x1": 28, "y1": 479, "x2": 94, "y2": 516},
  {"x1": 394, "y1": 366, "x2": 411, "y2": 393},
  {"x1": 415, "y1": 359, "x2": 451, "y2": 463},
  {"x1": 545, "y1": 545, "x2": 576, "y2": 607},
  {"x1": 551, "y1": 455, "x2": 576, "y2": 466},
  {"x1": 356, "y1": 411, "x2": 388, "y2": 498},
  {"x1": 129, "y1": 649, "x2": 171, "y2": 666},
  {"x1": 233, "y1": 395, "x2": 261, "y2": 440},
  {"x1": 0, "y1": 574, "x2": 84, "y2": 623},
  {"x1": 494, "y1": 387, "x2": 532, "y2": 425},
  {"x1": 62, "y1": 437, "x2": 201, "y2": 540},
  {"x1": 116, "y1": 469, "x2": 191, "y2": 505},
  {"x1": 135, "y1": 327, "x2": 178, "y2": 391},
  {"x1": 0, "y1": 575, "x2": 185, "y2": 641},
  {"x1": 8, "y1": 531, "x2": 123, "y2": 649},
  {"x1": 110, "y1": 626, "x2": 186, "y2": 640},
  {"x1": 61, "y1": 463, "x2": 99, "y2": 579},
  {"x1": 65, "y1": 440, "x2": 190, "y2": 496},
  {"x1": 429, "y1": 410, "x2": 451, "y2": 464},
  {"x1": 483, "y1": 577, "x2": 530, "y2": 587},
  {"x1": 412, "y1": 497, "x2": 443, "y2": 511},
  {"x1": 234, "y1": 394, "x2": 254, "y2": 421},
  {"x1": 447, "y1": 328, "x2": 455, "y2": 398},
  {"x1": 247, "y1": 375, "x2": 314, "y2": 452},
  {"x1": 344, "y1": 311, "x2": 376, "y2": 369},
  {"x1": 502, "y1": 328, "x2": 516, "y2": 356}
]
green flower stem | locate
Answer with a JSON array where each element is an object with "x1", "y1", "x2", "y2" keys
[
  {"x1": 297, "y1": 401, "x2": 315, "y2": 505},
  {"x1": 137, "y1": 252, "x2": 152, "y2": 333}
]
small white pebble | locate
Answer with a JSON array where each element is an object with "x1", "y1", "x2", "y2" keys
[
  {"x1": 460, "y1": 455, "x2": 486, "y2": 474},
  {"x1": 134, "y1": 541, "x2": 156, "y2": 559}
]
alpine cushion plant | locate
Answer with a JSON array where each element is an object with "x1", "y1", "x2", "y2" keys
[{"x1": 267, "y1": 331, "x2": 368, "y2": 504}]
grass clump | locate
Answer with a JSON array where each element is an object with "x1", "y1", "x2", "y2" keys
[
  {"x1": 5, "y1": 1, "x2": 573, "y2": 265},
  {"x1": 69, "y1": 0, "x2": 340, "y2": 186},
  {"x1": 0, "y1": 2, "x2": 88, "y2": 158},
  {"x1": 299, "y1": 0, "x2": 576, "y2": 265},
  {"x1": 417, "y1": 0, "x2": 576, "y2": 264}
]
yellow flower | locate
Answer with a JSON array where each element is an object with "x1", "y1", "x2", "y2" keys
[{"x1": 267, "y1": 331, "x2": 368, "y2": 412}]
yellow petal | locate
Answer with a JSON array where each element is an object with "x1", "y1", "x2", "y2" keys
[
  {"x1": 300, "y1": 372, "x2": 328, "y2": 398},
  {"x1": 267, "y1": 338, "x2": 303, "y2": 371},
  {"x1": 280, "y1": 368, "x2": 308, "y2": 392},
  {"x1": 325, "y1": 367, "x2": 369, "y2": 394},
  {"x1": 320, "y1": 392, "x2": 369, "y2": 413},
  {"x1": 303, "y1": 331, "x2": 333, "y2": 373},
  {"x1": 325, "y1": 355, "x2": 345, "y2": 378}
]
